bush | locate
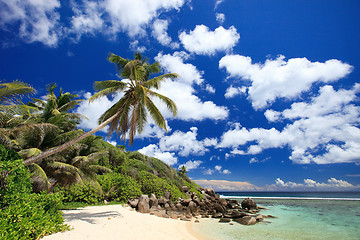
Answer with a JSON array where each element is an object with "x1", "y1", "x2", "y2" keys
[
  {"x1": 0, "y1": 145, "x2": 68, "y2": 240},
  {"x1": 138, "y1": 171, "x2": 186, "y2": 201},
  {"x1": 98, "y1": 172, "x2": 142, "y2": 203},
  {"x1": 58, "y1": 183, "x2": 102, "y2": 204}
]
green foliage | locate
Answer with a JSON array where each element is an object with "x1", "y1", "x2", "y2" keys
[
  {"x1": 98, "y1": 172, "x2": 142, "y2": 203},
  {"x1": 0, "y1": 145, "x2": 68, "y2": 240},
  {"x1": 137, "y1": 171, "x2": 186, "y2": 201},
  {"x1": 57, "y1": 183, "x2": 102, "y2": 204}
]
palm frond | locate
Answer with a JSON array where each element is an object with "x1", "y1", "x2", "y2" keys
[
  {"x1": 27, "y1": 163, "x2": 50, "y2": 192},
  {"x1": 147, "y1": 89, "x2": 178, "y2": 116},
  {"x1": 13, "y1": 123, "x2": 61, "y2": 149},
  {"x1": 107, "y1": 53, "x2": 130, "y2": 72},
  {"x1": 145, "y1": 96, "x2": 167, "y2": 131},
  {"x1": 87, "y1": 151, "x2": 109, "y2": 162},
  {"x1": 89, "y1": 82, "x2": 128, "y2": 102},
  {"x1": 0, "y1": 80, "x2": 35, "y2": 104},
  {"x1": 142, "y1": 73, "x2": 179, "y2": 89},
  {"x1": 18, "y1": 148, "x2": 42, "y2": 158}
]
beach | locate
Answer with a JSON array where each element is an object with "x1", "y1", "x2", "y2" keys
[{"x1": 41, "y1": 204, "x2": 210, "y2": 240}]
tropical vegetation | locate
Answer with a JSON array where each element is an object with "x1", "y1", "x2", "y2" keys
[{"x1": 0, "y1": 53, "x2": 202, "y2": 239}]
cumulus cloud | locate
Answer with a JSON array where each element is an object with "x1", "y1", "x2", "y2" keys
[
  {"x1": 155, "y1": 52, "x2": 229, "y2": 121},
  {"x1": 179, "y1": 160, "x2": 202, "y2": 170},
  {"x1": 69, "y1": 0, "x2": 104, "y2": 41},
  {"x1": 216, "y1": 13, "x2": 225, "y2": 24},
  {"x1": 138, "y1": 144, "x2": 177, "y2": 165},
  {"x1": 159, "y1": 127, "x2": 217, "y2": 157},
  {"x1": 194, "y1": 179, "x2": 262, "y2": 191},
  {"x1": 219, "y1": 84, "x2": 360, "y2": 164},
  {"x1": 104, "y1": 0, "x2": 186, "y2": 37},
  {"x1": 203, "y1": 165, "x2": 231, "y2": 175},
  {"x1": 269, "y1": 177, "x2": 358, "y2": 190},
  {"x1": 224, "y1": 86, "x2": 247, "y2": 98},
  {"x1": 0, "y1": 0, "x2": 61, "y2": 46},
  {"x1": 152, "y1": 19, "x2": 179, "y2": 48},
  {"x1": 219, "y1": 55, "x2": 353, "y2": 109},
  {"x1": 179, "y1": 25, "x2": 240, "y2": 56}
]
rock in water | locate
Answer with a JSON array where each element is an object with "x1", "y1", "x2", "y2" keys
[
  {"x1": 241, "y1": 198, "x2": 257, "y2": 210},
  {"x1": 234, "y1": 216, "x2": 257, "y2": 225},
  {"x1": 138, "y1": 195, "x2": 150, "y2": 213}
]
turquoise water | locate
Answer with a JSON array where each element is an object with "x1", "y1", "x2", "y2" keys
[{"x1": 193, "y1": 192, "x2": 360, "y2": 240}]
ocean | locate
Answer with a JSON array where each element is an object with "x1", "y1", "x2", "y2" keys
[{"x1": 192, "y1": 192, "x2": 360, "y2": 240}]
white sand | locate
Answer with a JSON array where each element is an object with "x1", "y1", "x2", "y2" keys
[{"x1": 41, "y1": 204, "x2": 209, "y2": 240}]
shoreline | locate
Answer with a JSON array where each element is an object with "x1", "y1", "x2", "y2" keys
[{"x1": 41, "y1": 204, "x2": 212, "y2": 240}]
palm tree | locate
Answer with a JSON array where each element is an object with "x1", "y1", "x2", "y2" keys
[
  {"x1": 24, "y1": 52, "x2": 179, "y2": 166},
  {"x1": 0, "y1": 80, "x2": 35, "y2": 104},
  {"x1": 0, "y1": 80, "x2": 36, "y2": 127},
  {"x1": 179, "y1": 165, "x2": 188, "y2": 175},
  {"x1": 26, "y1": 83, "x2": 83, "y2": 131}
]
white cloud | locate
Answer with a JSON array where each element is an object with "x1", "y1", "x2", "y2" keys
[
  {"x1": 138, "y1": 144, "x2": 177, "y2": 165},
  {"x1": 264, "y1": 109, "x2": 281, "y2": 122},
  {"x1": 155, "y1": 52, "x2": 229, "y2": 121},
  {"x1": 67, "y1": 0, "x2": 187, "y2": 40},
  {"x1": 269, "y1": 177, "x2": 358, "y2": 190},
  {"x1": 222, "y1": 169, "x2": 231, "y2": 174},
  {"x1": 219, "y1": 84, "x2": 360, "y2": 165},
  {"x1": 179, "y1": 25, "x2": 240, "y2": 56},
  {"x1": 205, "y1": 84, "x2": 216, "y2": 94},
  {"x1": 129, "y1": 40, "x2": 146, "y2": 53},
  {"x1": 215, "y1": 13, "x2": 225, "y2": 24},
  {"x1": 159, "y1": 127, "x2": 217, "y2": 157},
  {"x1": 0, "y1": 0, "x2": 61, "y2": 46},
  {"x1": 203, "y1": 169, "x2": 215, "y2": 175},
  {"x1": 215, "y1": 165, "x2": 222, "y2": 171},
  {"x1": 219, "y1": 55, "x2": 353, "y2": 109},
  {"x1": 179, "y1": 160, "x2": 202, "y2": 170},
  {"x1": 105, "y1": 0, "x2": 186, "y2": 37},
  {"x1": 224, "y1": 85, "x2": 247, "y2": 98},
  {"x1": 107, "y1": 140, "x2": 117, "y2": 146},
  {"x1": 152, "y1": 19, "x2": 179, "y2": 48},
  {"x1": 214, "y1": 0, "x2": 225, "y2": 9},
  {"x1": 69, "y1": 0, "x2": 104, "y2": 41},
  {"x1": 203, "y1": 165, "x2": 231, "y2": 175},
  {"x1": 218, "y1": 123, "x2": 286, "y2": 152},
  {"x1": 194, "y1": 179, "x2": 262, "y2": 191}
]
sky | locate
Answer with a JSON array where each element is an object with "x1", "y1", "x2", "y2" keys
[{"x1": 1, "y1": 0, "x2": 360, "y2": 191}]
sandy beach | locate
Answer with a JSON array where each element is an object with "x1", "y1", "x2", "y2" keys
[{"x1": 41, "y1": 204, "x2": 210, "y2": 240}]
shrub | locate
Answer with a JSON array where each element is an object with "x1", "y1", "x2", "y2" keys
[
  {"x1": 0, "y1": 145, "x2": 69, "y2": 240},
  {"x1": 98, "y1": 172, "x2": 142, "y2": 203},
  {"x1": 58, "y1": 183, "x2": 102, "y2": 204},
  {"x1": 138, "y1": 171, "x2": 186, "y2": 201}
]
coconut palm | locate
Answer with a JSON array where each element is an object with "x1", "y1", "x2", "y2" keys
[
  {"x1": 24, "y1": 52, "x2": 179, "y2": 166},
  {"x1": 0, "y1": 80, "x2": 36, "y2": 127},
  {"x1": 26, "y1": 83, "x2": 83, "y2": 131},
  {"x1": 0, "y1": 80, "x2": 35, "y2": 105}
]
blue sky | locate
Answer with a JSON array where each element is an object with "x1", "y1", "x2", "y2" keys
[{"x1": 1, "y1": 0, "x2": 360, "y2": 191}]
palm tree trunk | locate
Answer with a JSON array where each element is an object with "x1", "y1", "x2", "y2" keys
[{"x1": 23, "y1": 112, "x2": 121, "y2": 166}]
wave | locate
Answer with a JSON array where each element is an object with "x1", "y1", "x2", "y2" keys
[{"x1": 219, "y1": 195, "x2": 360, "y2": 201}]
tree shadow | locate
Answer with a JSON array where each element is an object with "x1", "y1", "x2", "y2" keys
[{"x1": 63, "y1": 210, "x2": 123, "y2": 224}]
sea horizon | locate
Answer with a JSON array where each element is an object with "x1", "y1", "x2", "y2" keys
[{"x1": 193, "y1": 191, "x2": 360, "y2": 240}]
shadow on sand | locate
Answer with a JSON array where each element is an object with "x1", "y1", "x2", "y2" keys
[{"x1": 63, "y1": 210, "x2": 123, "y2": 224}]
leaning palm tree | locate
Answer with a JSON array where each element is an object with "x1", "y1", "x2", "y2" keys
[{"x1": 24, "y1": 52, "x2": 179, "y2": 166}]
